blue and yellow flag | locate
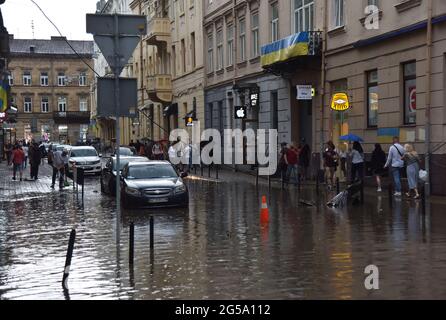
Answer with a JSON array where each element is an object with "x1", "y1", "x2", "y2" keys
[
  {"x1": 0, "y1": 79, "x2": 9, "y2": 112},
  {"x1": 261, "y1": 32, "x2": 310, "y2": 67}
]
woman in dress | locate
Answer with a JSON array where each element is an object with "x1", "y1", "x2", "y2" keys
[
  {"x1": 371, "y1": 143, "x2": 386, "y2": 192},
  {"x1": 402, "y1": 144, "x2": 420, "y2": 199}
]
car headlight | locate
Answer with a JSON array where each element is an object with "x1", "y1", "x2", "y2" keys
[
  {"x1": 125, "y1": 187, "x2": 140, "y2": 196},
  {"x1": 174, "y1": 184, "x2": 187, "y2": 195}
]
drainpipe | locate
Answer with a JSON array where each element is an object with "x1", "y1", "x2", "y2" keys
[
  {"x1": 425, "y1": 0, "x2": 433, "y2": 196},
  {"x1": 320, "y1": 0, "x2": 328, "y2": 171},
  {"x1": 139, "y1": 0, "x2": 144, "y2": 140}
]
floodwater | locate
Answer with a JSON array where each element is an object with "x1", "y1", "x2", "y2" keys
[{"x1": 1, "y1": 173, "x2": 446, "y2": 300}]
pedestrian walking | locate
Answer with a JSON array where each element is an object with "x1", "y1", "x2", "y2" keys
[
  {"x1": 11, "y1": 144, "x2": 25, "y2": 181},
  {"x1": 22, "y1": 142, "x2": 29, "y2": 169},
  {"x1": 384, "y1": 136, "x2": 405, "y2": 197},
  {"x1": 278, "y1": 142, "x2": 288, "y2": 181},
  {"x1": 371, "y1": 143, "x2": 386, "y2": 192},
  {"x1": 298, "y1": 139, "x2": 311, "y2": 182},
  {"x1": 337, "y1": 143, "x2": 348, "y2": 182},
  {"x1": 350, "y1": 141, "x2": 365, "y2": 183},
  {"x1": 152, "y1": 142, "x2": 163, "y2": 160},
  {"x1": 29, "y1": 141, "x2": 42, "y2": 180},
  {"x1": 285, "y1": 142, "x2": 299, "y2": 185},
  {"x1": 323, "y1": 141, "x2": 338, "y2": 189},
  {"x1": 51, "y1": 149, "x2": 68, "y2": 189},
  {"x1": 402, "y1": 144, "x2": 421, "y2": 199}
]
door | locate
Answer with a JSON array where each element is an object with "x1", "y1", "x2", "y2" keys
[{"x1": 299, "y1": 100, "x2": 313, "y2": 147}]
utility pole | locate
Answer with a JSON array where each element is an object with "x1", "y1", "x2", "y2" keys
[
  {"x1": 425, "y1": 0, "x2": 433, "y2": 197},
  {"x1": 113, "y1": 14, "x2": 121, "y2": 217}
]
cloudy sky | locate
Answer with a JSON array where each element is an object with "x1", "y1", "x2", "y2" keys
[{"x1": 3, "y1": 0, "x2": 96, "y2": 40}]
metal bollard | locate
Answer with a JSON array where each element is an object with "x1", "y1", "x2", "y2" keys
[
  {"x1": 216, "y1": 164, "x2": 219, "y2": 180},
  {"x1": 360, "y1": 180, "x2": 364, "y2": 204},
  {"x1": 208, "y1": 165, "x2": 211, "y2": 178},
  {"x1": 268, "y1": 173, "x2": 271, "y2": 190},
  {"x1": 388, "y1": 183, "x2": 393, "y2": 209},
  {"x1": 256, "y1": 167, "x2": 259, "y2": 188},
  {"x1": 150, "y1": 216, "x2": 154, "y2": 250},
  {"x1": 129, "y1": 222, "x2": 134, "y2": 265},
  {"x1": 62, "y1": 229, "x2": 76, "y2": 289},
  {"x1": 200, "y1": 164, "x2": 203, "y2": 176},
  {"x1": 422, "y1": 186, "x2": 426, "y2": 215}
]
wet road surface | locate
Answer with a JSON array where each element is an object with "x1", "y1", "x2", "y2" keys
[{"x1": 1, "y1": 168, "x2": 446, "y2": 300}]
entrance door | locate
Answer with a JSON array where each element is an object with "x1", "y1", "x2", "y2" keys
[{"x1": 299, "y1": 100, "x2": 313, "y2": 146}]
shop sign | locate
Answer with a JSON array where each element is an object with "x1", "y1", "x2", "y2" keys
[
  {"x1": 331, "y1": 93, "x2": 350, "y2": 111},
  {"x1": 296, "y1": 85, "x2": 313, "y2": 100}
]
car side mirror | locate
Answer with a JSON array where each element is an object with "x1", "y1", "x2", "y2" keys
[
  {"x1": 180, "y1": 172, "x2": 188, "y2": 178},
  {"x1": 99, "y1": 154, "x2": 102, "y2": 158}
]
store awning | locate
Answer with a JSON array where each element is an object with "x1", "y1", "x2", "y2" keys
[
  {"x1": 163, "y1": 103, "x2": 178, "y2": 117},
  {"x1": 261, "y1": 32, "x2": 310, "y2": 67}
]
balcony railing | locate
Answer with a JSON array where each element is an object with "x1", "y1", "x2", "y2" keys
[
  {"x1": 146, "y1": 74, "x2": 172, "y2": 104},
  {"x1": 145, "y1": 17, "x2": 171, "y2": 46},
  {"x1": 53, "y1": 111, "x2": 91, "y2": 124}
]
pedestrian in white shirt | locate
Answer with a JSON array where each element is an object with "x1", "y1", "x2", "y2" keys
[
  {"x1": 22, "y1": 142, "x2": 29, "y2": 169},
  {"x1": 384, "y1": 136, "x2": 405, "y2": 197}
]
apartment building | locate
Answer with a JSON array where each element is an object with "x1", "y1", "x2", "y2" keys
[
  {"x1": 203, "y1": 0, "x2": 323, "y2": 157},
  {"x1": 8, "y1": 36, "x2": 94, "y2": 144},
  {"x1": 321, "y1": 0, "x2": 446, "y2": 195},
  {"x1": 129, "y1": 0, "x2": 205, "y2": 143}
]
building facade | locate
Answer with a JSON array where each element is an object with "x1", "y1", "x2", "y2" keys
[{"x1": 8, "y1": 36, "x2": 94, "y2": 144}]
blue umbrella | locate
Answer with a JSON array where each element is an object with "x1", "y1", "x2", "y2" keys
[{"x1": 339, "y1": 134, "x2": 364, "y2": 142}]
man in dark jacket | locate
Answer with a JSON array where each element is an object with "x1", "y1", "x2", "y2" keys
[{"x1": 29, "y1": 142, "x2": 42, "y2": 180}]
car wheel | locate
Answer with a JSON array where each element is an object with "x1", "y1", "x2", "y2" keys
[{"x1": 121, "y1": 191, "x2": 130, "y2": 209}]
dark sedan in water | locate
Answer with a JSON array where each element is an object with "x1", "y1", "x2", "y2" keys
[
  {"x1": 101, "y1": 156, "x2": 148, "y2": 195},
  {"x1": 120, "y1": 161, "x2": 188, "y2": 208}
]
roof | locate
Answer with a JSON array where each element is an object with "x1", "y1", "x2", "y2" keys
[{"x1": 9, "y1": 37, "x2": 94, "y2": 57}]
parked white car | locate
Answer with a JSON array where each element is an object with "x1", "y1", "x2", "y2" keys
[{"x1": 68, "y1": 146, "x2": 102, "y2": 175}]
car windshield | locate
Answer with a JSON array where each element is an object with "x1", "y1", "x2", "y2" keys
[
  {"x1": 70, "y1": 149, "x2": 97, "y2": 157},
  {"x1": 118, "y1": 147, "x2": 134, "y2": 156},
  {"x1": 113, "y1": 159, "x2": 145, "y2": 171},
  {"x1": 127, "y1": 164, "x2": 177, "y2": 179}
]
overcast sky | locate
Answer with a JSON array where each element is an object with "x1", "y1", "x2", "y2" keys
[{"x1": 3, "y1": 0, "x2": 96, "y2": 40}]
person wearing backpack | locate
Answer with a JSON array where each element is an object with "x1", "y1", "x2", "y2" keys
[{"x1": 384, "y1": 136, "x2": 405, "y2": 197}]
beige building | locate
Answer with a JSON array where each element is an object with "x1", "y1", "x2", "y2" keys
[
  {"x1": 320, "y1": 0, "x2": 446, "y2": 195},
  {"x1": 8, "y1": 36, "x2": 94, "y2": 144},
  {"x1": 129, "y1": 0, "x2": 205, "y2": 143}
]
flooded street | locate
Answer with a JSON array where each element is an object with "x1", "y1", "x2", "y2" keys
[{"x1": 1, "y1": 172, "x2": 446, "y2": 300}]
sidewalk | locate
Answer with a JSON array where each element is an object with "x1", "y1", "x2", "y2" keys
[{"x1": 0, "y1": 160, "x2": 54, "y2": 202}]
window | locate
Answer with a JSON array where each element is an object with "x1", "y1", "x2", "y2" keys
[
  {"x1": 251, "y1": 13, "x2": 259, "y2": 58},
  {"x1": 227, "y1": 25, "x2": 234, "y2": 66},
  {"x1": 333, "y1": 0, "x2": 344, "y2": 27},
  {"x1": 79, "y1": 72, "x2": 87, "y2": 86},
  {"x1": 216, "y1": 29, "x2": 223, "y2": 70},
  {"x1": 40, "y1": 72, "x2": 49, "y2": 86},
  {"x1": 207, "y1": 33, "x2": 214, "y2": 72},
  {"x1": 58, "y1": 97, "x2": 67, "y2": 112},
  {"x1": 172, "y1": 46, "x2": 177, "y2": 77},
  {"x1": 41, "y1": 97, "x2": 49, "y2": 113},
  {"x1": 8, "y1": 74, "x2": 13, "y2": 86},
  {"x1": 181, "y1": 39, "x2": 186, "y2": 73},
  {"x1": 271, "y1": 3, "x2": 279, "y2": 42},
  {"x1": 79, "y1": 98, "x2": 88, "y2": 111},
  {"x1": 239, "y1": 19, "x2": 246, "y2": 61},
  {"x1": 191, "y1": 32, "x2": 196, "y2": 69},
  {"x1": 58, "y1": 72, "x2": 66, "y2": 86},
  {"x1": 403, "y1": 61, "x2": 416, "y2": 125},
  {"x1": 271, "y1": 91, "x2": 279, "y2": 130},
  {"x1": 368, "y1": 0, "x2": 378, "y2": 6},
  {"x1": 24, "y1": 97, "x2": 32, "y2": 113},
  {"x1": 294, "y1": 0, "x2": 314, "y2": 32},
  {"x1": 23, "y1": 71, "x2": 32, "y2": 86},
  {"x1": 367, "y1": 70, "x2": 378, "y2": 127}
]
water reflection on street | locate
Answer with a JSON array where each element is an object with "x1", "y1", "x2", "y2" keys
[{"x1": 1, "y1": 175, "x2": 446, "y2": 299}]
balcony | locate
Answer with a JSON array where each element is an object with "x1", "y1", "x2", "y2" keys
[
  {"x1": 145, "y1": 17, "x2": 171, "y2": 46},
  {"x1": 53, "y1": 111, "x2": 91, "y2": 124},
  {"x1": 146, "y1": 74, "x2": 172, "y2": 104}
]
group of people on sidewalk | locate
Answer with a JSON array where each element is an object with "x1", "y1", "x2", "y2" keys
[
  {"x1": 322, "y1": 136, "x2": 423, "y2": 199},
  {"x1": 6, "y1": 140, "x2": 44, "y2": 181},
  {"x1": 278, "y1": 139, "x2": 312, "y2": 185}
]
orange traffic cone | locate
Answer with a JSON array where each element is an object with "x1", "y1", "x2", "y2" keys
[{"x1": 260, "y1": 196, "x2": 269, "y2": 224}]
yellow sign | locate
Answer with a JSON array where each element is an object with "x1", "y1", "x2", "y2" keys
[{"x1": 331, "y1": 93, "x2": 350, "y2": 111}]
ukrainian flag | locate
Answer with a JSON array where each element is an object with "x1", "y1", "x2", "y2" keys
[
  {"x1": 0, "y1": 79, "x2": 9, "y2": 112},
  {"x1": 261, "y1": 32, "x2": 310, "y2": 67}
]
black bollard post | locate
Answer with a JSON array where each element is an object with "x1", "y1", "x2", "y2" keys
[
  {"x1": 388, "y1": 183, "x2": 393, "y2": 209},
  {"x1": 200, "y1": 163, "x2": 203, "y2": 176},
  {"x1": 360, "y1": 180, "x2": 364, "y2": 204},
  {"x1": 422, "y1": 186, "x2": 426, "y2": 215},
  {"x1": 316, "y1": 173, "x2": 319, "y2": 193},
  {"x1": 256, "y1": 167, "x2": 259, "y2": 188},
  {"x1": 216, "y1": 164, "x2": 219, "y2": 180},
  {"x1": 62, "y1": 229, "x2": 76, "y2": 289},
  {"x1": 268, "y1": 173, "x2": 271, "y2": 190},
  {"x1": 129, "y1": 222, "x2": 134, "y2": 265},
  {"x1": 208, "y1": 165, "x2": 211, "y2": 178},
  {"x1": 336, "y1": 177, "x2": 340, "y2": 194},
  {"x1": 150, "y1": 216, "x2": 154, "y2": 250},
  {"x1": 194, "y1": 165, "x2": 197, "y2": 175}
]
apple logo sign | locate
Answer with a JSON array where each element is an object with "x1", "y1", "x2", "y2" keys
[{"x1": 235, "y1": 106, "x2": 246, "y2": 119}]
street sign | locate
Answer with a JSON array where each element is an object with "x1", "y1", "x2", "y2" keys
[
  {"x1": 297, "y1": 85, "x2": 313, "y2": 100},
  {"x1": 331, "y1": 92, "x2": 350, "y2": 111},
  {"x1": 97, "y1": 77, "x2": 138, "y2": 117},
  {"x1": 235, "y1": 105, "x2": 247, "y2": 119},
  {"x1": 86, "y1": 14, "x2": 146, "y2": 75},
  {"x1": 249, "y1": 88, "x2": 259, "y2": 108}
]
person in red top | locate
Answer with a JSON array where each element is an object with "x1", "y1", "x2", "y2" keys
[
  {"x1": 284, "y1": 142, "x2": 299, "y2": 185},
  {"x1": 11, "y1": 144, "x2": 25, "y2": 181}
]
